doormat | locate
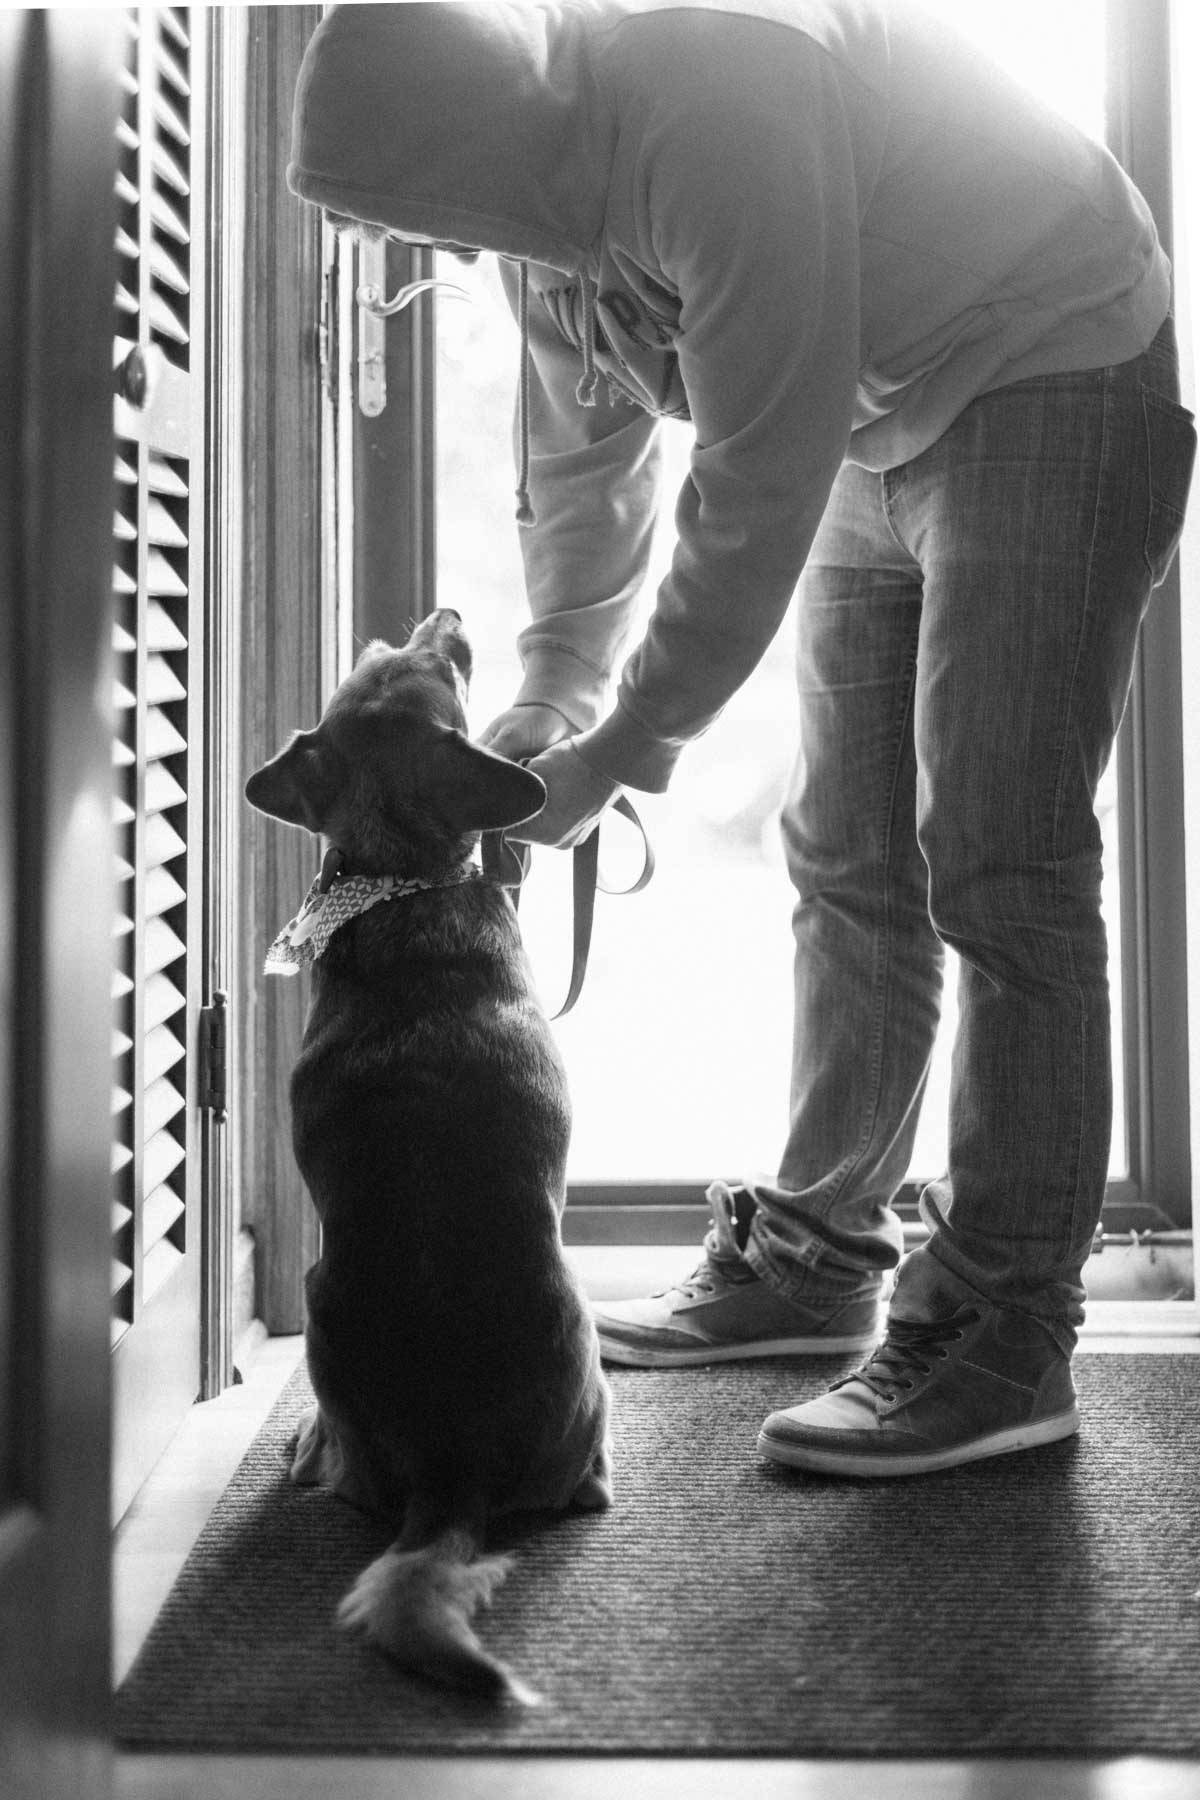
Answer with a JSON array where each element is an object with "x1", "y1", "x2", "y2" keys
[{"x1": 116, "y1": 1353, "x2": 1200, "y2": 1757}]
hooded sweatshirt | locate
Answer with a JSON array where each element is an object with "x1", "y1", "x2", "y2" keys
[{"x1": 289, "y1": 0, "x2": 1170, "y2": 793}]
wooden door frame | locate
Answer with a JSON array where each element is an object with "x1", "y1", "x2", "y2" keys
[
  {"x1": 0, "y1": 10, "x2": 122, "y2": 1796},
  {"x1": 236, "y1": 4, "x2": 327, "y2": 1333}
]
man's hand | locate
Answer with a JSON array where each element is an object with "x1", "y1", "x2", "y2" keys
[
  {"x1": 508, "y1": 740, "x2": 623, "y2": 848},
  {"x1": 477, "y1": 702, "x2": 575, "y2": 764}
]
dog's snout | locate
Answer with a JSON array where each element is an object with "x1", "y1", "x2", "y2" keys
[{"x1": 410, "y1": 608, "x2": 472, "y2": 687}]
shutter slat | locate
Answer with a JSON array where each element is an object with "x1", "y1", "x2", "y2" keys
[
  {"x1": 144, "y1": 970, "x2": 185, "y2": 1032},
  {"x1": 147, "y1": 494, "x2": 188, "y2": 548},
  {"x1": 146, "y1": 653, "x2": 187, "y2": 706},
  {"x1": 144, "y1": 813, "x2": 186, "y2": 870},
  {"x1": 144, "y1": 761, "x2": 186, "y2": 814},
  {"x1": 154, "y1": 39, "x2": 191, "y2": 102},
  {"x1": 147, "y1": 456, "x2": 188, "y2": 498},
  {"x1": 148, "y1": 292, "x2": 190, "y2": 347},
  {"x1": 151, "y1": 190, "x2": 188, "y2": 246},
  {"x1": 145, "y1": 706, "x2": 187, "y2": 762},
  {"x1": 147, "y1": 546, "x2": 188, "y2": 597},
  {"x1": 144, "y1": 916, "x2": 186, "y2": 977},
  {"x1": 152, "y1": 89, "x2": 191, "y2": 153},
  {"x1": 149, "y1": 238, "x2": 189, "y2": 297},
  {"x1": 145, "y1": 1021, "x2": 186, "y2": 1085},
  {"x1": 158, "y1": 8, "x2": 190, "y2": 53},
  {"x1": 143, "y1": 1182, "x2": 186, "y2": 1252},
  {"x1": 144, "y1": 1074, "x2": 185, "y2": 1140},
  {"x1": 145, "y1": 599, "x2": 187, "y2": 650},
  {"x1": 143, "y1": 1238, "x2": 184, "y2": 1305},
  {"x1": 144, "y1": 1125, "x2": 185, "y2": 1190},
  {"x1": 145, "y1": 864, "x2": 186, "y2": 921},
  {"x1": 152, "y1": 137, "x2": 190, "y2": 198}
]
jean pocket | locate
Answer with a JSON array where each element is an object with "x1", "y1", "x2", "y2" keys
[{"x1": 1140, "y1": 387, "x2": 1197, "y2": 587}]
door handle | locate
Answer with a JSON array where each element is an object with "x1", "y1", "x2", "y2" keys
[{"x1": 355, "y1": 242, "x2": 470, "y2": 419}]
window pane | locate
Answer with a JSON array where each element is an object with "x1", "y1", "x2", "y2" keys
[{"x1": 435, "y1": 1, "x2": 1127, "y2": 1187}]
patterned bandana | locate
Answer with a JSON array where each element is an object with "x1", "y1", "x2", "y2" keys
[{"x1": 265, "y1": 863, "x2": 481, "y2": 976}]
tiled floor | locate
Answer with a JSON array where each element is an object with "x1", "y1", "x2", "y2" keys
[{"x1": 113, "y1": 1250, "x2": 1200, "y2": 1800}]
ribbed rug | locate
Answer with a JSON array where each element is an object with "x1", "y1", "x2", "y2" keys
[{"x1": 116, "y1": 1352, "x2": 1200, "y2": 1757}]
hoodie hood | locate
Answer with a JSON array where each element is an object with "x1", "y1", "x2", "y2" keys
[{"x1": 288, "y1": 2, "x2": 611, "y2": 275}]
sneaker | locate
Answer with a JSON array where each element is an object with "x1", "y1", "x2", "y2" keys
[
  {"x1": 757, "y1": 1299, "x2": 1080, "y2": 1477},
  {"x1": 591, "y1": 1181, "x2": 883, "y2": 1368}
]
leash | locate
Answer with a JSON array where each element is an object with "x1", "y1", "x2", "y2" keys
[{"x1": 481, "y1": 794, "x2": 654, "y2": 1019}]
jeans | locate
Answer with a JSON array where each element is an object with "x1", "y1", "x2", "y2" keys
[{"x1": 743, "y1": 316, "x2": 1196, "y2": 1353}]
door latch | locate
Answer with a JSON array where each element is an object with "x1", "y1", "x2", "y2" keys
[{"x1": 355, "y1": 242, "x2": 470, "y2": 419}]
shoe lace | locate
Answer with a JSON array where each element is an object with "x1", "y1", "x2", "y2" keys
[
  {"x1": 845, "y1": 1309, "x2": 981, "y2": 1402},
  {"x1": 666, "y1": 1255, "x2": 723, "y2": 1301}
]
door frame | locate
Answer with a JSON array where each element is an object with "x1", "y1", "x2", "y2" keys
[{"x1": 235, "y1": 3, "x2": 328, "y2": 1334}]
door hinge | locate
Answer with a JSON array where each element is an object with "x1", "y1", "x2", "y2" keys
[{"x1": 199, "y1": 990, "x2": 228, "y2": 1123}]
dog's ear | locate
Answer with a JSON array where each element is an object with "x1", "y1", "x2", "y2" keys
[
  {"x1": 425, "y1": 730, "x2": 546, "y2": 833},
  {"x1": 244, "y1": 731, "x2": 344, "y2": 833}
]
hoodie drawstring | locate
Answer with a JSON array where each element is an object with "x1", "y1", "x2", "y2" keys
[
  {"x1": 514, "y1": 263, "x2": 599, "y2": 528},
  {"x1": 515, "y1": 261, "x2": 535, "y2": 527},
  {"x1": 575, "y1": 270, "x2": 598, "y2": 407}
]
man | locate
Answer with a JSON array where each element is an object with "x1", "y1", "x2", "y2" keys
[{"x1": 289, "y1": 1, "x2": 1195, "y2": 1477}]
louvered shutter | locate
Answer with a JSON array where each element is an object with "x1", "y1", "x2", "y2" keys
[{"x1": 110, "y1": 7, "x2": 205, "y2": 1499}]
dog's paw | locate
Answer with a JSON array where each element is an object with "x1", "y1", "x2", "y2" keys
[
  {"x1": 289, "y1": 1405, "x2": 328, "y2": 1485},
  {"x1": 571, "y1": 1441, "x2": 614, "y2": 1510}
]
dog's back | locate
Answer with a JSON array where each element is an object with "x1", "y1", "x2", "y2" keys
[{"x1": 295, "y1": 879, "x2": 605, "y2": 1514}]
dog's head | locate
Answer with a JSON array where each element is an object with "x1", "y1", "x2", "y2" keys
[{"x1": 244, "y1": 610, "x2": 545, "y2": 874}]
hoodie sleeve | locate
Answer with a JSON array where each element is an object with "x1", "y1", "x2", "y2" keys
[
  {"x1": 497, "y1": 258, "x2": 663, "y2": 735},
  {"x1": 539, "y1": 30, "x2": 864, "y2": 793}
]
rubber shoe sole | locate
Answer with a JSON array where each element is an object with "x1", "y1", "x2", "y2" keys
[
  {"x1": 757, "y1": 1401, "x2": 1081, "y2": 1478},
  {"x1": 598, "y1": 1326, "x2": 880, "y2": 1369}
]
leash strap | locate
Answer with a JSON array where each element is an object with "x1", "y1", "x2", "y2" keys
[{"x1": 481, "y1": 794, "x2": 654, "y2": 1019}]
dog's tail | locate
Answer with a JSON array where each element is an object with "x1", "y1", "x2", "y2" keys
[{"x1": 336, "y1": 1523, "x2": 537, "y2": 1705}]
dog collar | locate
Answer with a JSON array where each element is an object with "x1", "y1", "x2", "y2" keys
[{"x1": 265, "y1": 851, "x2": 480, "y2": 976}]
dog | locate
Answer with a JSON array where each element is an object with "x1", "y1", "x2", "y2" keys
[{"x1": 244, "y1": 609, "x2": 612, "y2": 1705}]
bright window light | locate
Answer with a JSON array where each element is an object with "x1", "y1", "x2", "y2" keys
[{"x1": 436, "y1": 2, "x2": 1125, "y2": 1187}]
